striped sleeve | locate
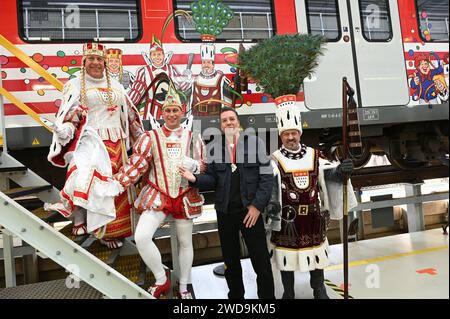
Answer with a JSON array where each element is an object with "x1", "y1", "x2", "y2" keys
[
  {"x1": 128, "y1": 66, "x2": 148, "y2": 106},
  {"x1": 115, "y1": 132, "x2": 153, "y2": 187}
]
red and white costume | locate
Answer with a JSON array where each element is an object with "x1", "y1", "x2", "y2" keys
[
  {"x1": 46, "y1": 43, "x2": 143, "y2": 241},
  {"x1": 189, "y1": 43, "x2": 231, "y2": 116},
  {"x1": 128, "y1": 38, "x2": 190, "y2": 120},
  {"x1": 115, "y1": 125, "x2": 205, "y2": 218},
  {"x1": 115, "y1": 89, "x2": 205, "y2": 298}
]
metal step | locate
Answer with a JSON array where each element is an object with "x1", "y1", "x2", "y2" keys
[
  {"x1": 3, "y1": 185, "x2": 53, "y2": 199},
  {"x1": 0, "y1": 279, "x2": 104, "y2": 299},
  {"x1": 0, "y1": 192, "x2": 153, "y2": 299},
  {"x1": 0, "y1": 166, "x2": 27, "y2": 173},
  {"x1": 31, "y1": 207, "x2": 69, "y2": 224}
]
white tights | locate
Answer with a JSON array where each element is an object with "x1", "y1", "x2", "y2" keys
[{"x1": 134, "y1": 209, "x2": 193, "y2": 292}]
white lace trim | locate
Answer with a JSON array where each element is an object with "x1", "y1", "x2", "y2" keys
[{"x1": 96, "y1": 127, "x2": 127, "y2": 142}]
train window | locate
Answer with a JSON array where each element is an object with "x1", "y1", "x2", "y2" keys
[
  {"x1": 173, "y1": 0, "x2": 276, "y2": 41},
  {"x1": 305, "y1": 0, "x2": 341, "y2": 42},
  {"x1": 416, "y1": 0, "x2": 449, "y2": 42},
  {"x1": 18, "y1": 0, "x2": 141, "y2": 42},
  {"x1": 359, "y1": 0, "x2": 393, "y2": 41}
]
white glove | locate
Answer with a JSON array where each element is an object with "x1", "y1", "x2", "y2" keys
[
  {"x1": 54, "y1": 123, "x2": 74, "y2": 145},
  {"x1": 182, "y1": 69, "x2": 193, "y2": 81},
  {"x1": 99, "y1": 178, "x2": 125, "y2": 197},
  {"x1": 182, "y1": 156, "x2": 200, "y2": 174}
]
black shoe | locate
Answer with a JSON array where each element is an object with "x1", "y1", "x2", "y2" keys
[{"x1": 313, "y1": 286, "x2": 329, "y2": 299}]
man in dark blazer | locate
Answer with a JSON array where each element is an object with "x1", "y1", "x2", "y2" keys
[{"x1": 179, "y1": 107, "x2": 275, "y2": 299}]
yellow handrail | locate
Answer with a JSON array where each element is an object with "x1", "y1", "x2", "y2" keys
[
  {"x1": 0, "y1": 87, "x2": 52, "y2": 132},
  {"x1": 0, "y1": 34, "x2": 63, "y2": 92}
]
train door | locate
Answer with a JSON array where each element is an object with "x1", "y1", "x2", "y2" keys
[{"x1": 296, "y1": 0, "x2": 410, "y2": 109}]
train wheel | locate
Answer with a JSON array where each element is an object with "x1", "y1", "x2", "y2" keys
[
  {"x1": 387, "y1": 140, "x2": 428, "y2": 170},
  {"x1": 334, "y1": 141, "x2": 372, "y2": 169}
]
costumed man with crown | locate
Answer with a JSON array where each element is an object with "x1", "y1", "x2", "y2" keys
[
  {"x1": 128, "y1": 36, "x2": 191, "y2": 119},
  {"x1": 267, "y1": 96, "x2": 356, "y2": 299},
  {"x1": 106, "y1": 48, "x2": 134, "y2": 90},
  {"x1": 190, "y1": 40, "x2": 232, "y2": 116},
  {"x1": 46, "y1": 43, "x2": 144, "y2": 249},
  {"x1": 113, "y1": 85, "x2": 205, "y2": 299}
]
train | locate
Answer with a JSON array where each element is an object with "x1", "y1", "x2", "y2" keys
[{"x1": 0, "y1": 0, "x2": 448, "y2": 171}]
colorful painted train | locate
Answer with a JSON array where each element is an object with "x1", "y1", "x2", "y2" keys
[{"x1": 0, "y1": 0, "x2": 448, "y2": 169}]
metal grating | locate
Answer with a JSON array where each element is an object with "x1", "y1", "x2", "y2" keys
[{"x1": 0, "y1": 279, "x2": 103, "y2": 299}]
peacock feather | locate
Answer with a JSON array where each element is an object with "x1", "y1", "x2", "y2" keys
[
  {"x1": 238, "y1": 34, "x2": 326, "y2": 99},
  {"x1": 190, "y1": 0, "x2": 234, "y2": 39}
]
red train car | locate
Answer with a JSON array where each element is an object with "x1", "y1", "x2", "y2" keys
[{"x1": 0, "y1": 0, "x2": 448, "y2": 169}]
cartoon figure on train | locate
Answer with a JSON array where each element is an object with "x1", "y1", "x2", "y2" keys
[
  {"x1": 127, "y1": 35, "x2": 191, "y2": 119},
  {"x1": 106, "y1": 48, "x2": 135, "y2": 90},
  {"x1": 409, "y1": 52, "x2": 447, "y2": 104}
]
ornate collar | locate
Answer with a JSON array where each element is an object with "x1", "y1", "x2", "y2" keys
[
  {"x1": 200, "y1": 70, "x2": 217, "y2": 79},
  {"x1": 162, "y1": 124, "x2": 183, "y2": 137},
  {"x1": 151, "y1": 64, "x2": 167, "y2": 72},
  {"x1": 85, "y1": 73, "x2": 106, "y2": 84},
  {"x1": 280, "y1": 144, "x2": 307, "y2": 160}
]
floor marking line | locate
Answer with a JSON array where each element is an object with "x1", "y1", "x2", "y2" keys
[{"x1": 325, "y1": 245, "x2": 448, "y2": 271}]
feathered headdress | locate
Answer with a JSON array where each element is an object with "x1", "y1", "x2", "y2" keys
[
  {"x1": 190, "y1": 0, "x2": 234, "y2": 42},
  {"x1": 238, "y1": 34, "x2": 325, "y2": 135}
]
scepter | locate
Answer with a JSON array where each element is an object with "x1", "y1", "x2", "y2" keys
[{"x1": 341, "y1": 77, "x2": 362, "y2": 299}]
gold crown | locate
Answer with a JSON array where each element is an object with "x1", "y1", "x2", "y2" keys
[
  {"x1": 106, "y1": 48, "x2": 122, "y2": 58},
  {"x1": 83, "y1": 43, "x2": 106, "y2": 58}
]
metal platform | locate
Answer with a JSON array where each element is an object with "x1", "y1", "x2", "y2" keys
[
  {"x1": 0, "y1": 279, "x2": 103, "y2": 299},
  {"x1": 191, "y1": 228, "x2": 449, "y2": 299}
]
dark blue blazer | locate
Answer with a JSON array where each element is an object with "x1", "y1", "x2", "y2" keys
[{"x1": 191, "y1": 133, "x2": 274, "y2": 214}]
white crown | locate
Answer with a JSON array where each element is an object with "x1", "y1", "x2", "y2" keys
[
  {"x1": 275, "y1": 95, "x2": 302, "y2": 135},
  {"x1": 200, "y1": 43, "x2": 215, "y2": 61}
]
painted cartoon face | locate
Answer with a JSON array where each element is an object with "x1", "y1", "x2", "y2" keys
[
  {"x1": 434, "y1": 78, "x2": 445, "y2": 92},
  {"x1": 108, "y1": 57, "x2": 121, "y2": 74},
  {"x1": 151, "y1": 50, "x2": 164, "y2": 67},
  {"x1": 419, "y1": 60, "x2": 430, "y2": 75},
  {"x1": 84, "y1": 55, "x2": 105, "y2": 79},
  {"x1": 201, "y1": 60, "x2": 215, "y2": 76},
  {"x1": 280, "y1": 129, "x2": 302, "y2": 151}
]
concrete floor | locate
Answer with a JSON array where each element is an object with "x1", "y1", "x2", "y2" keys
[{"x1": 191, "y1": 228, "x2": 449, "y2": 299}]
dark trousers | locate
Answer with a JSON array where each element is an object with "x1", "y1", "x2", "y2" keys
[
  {"x1": 216, "y1": 211, "x2": 275, "y2": 299},
  {"x1": 280, "y1": 269, "x2": 325, "y2": 299}
]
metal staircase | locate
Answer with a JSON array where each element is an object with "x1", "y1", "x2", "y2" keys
[
  {"x1": 0, "y1": 189, "x2": 152, "y2": 299},
  {"x1": 0, "y1": 150, "x2": 152, "y2": 299}
]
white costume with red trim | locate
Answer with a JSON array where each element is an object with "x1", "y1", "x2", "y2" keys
[{"x1": 46, "y1": 74, "x2": 143, "y2": 235}]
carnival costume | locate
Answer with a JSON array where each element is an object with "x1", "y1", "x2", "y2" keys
[
  {"x1": 115, "y1": 87, "x2": 205, "y2": 299},
  {"x1": 128, "y1": 36, "x2": 190, "y2": 119},
  {"x1": 266, "y1": 97, "x2": 357, "y2": 298},
  {"x1": 237, "y1": 34, "x2": 358, "y2": 297},
  {"x1": 190, "y1": 43, "x2": 232, "y2": 116},
  {"x1": 46, "y1": 43, "x2": 143, "y2": 248},
  {"x1": 106, "y1": 48, "x2": 134, "y2": 89}
]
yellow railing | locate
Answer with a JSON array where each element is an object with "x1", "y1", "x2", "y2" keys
[
  {"x1": 0, "y1": 34, "x2": 63, "y2": 91},
  {"x1": 0, "y1": 87, "x2": 52, "y2": 131},
  {"x1": 0, "y1": 34, "x2": 63, "y2": 131}
]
